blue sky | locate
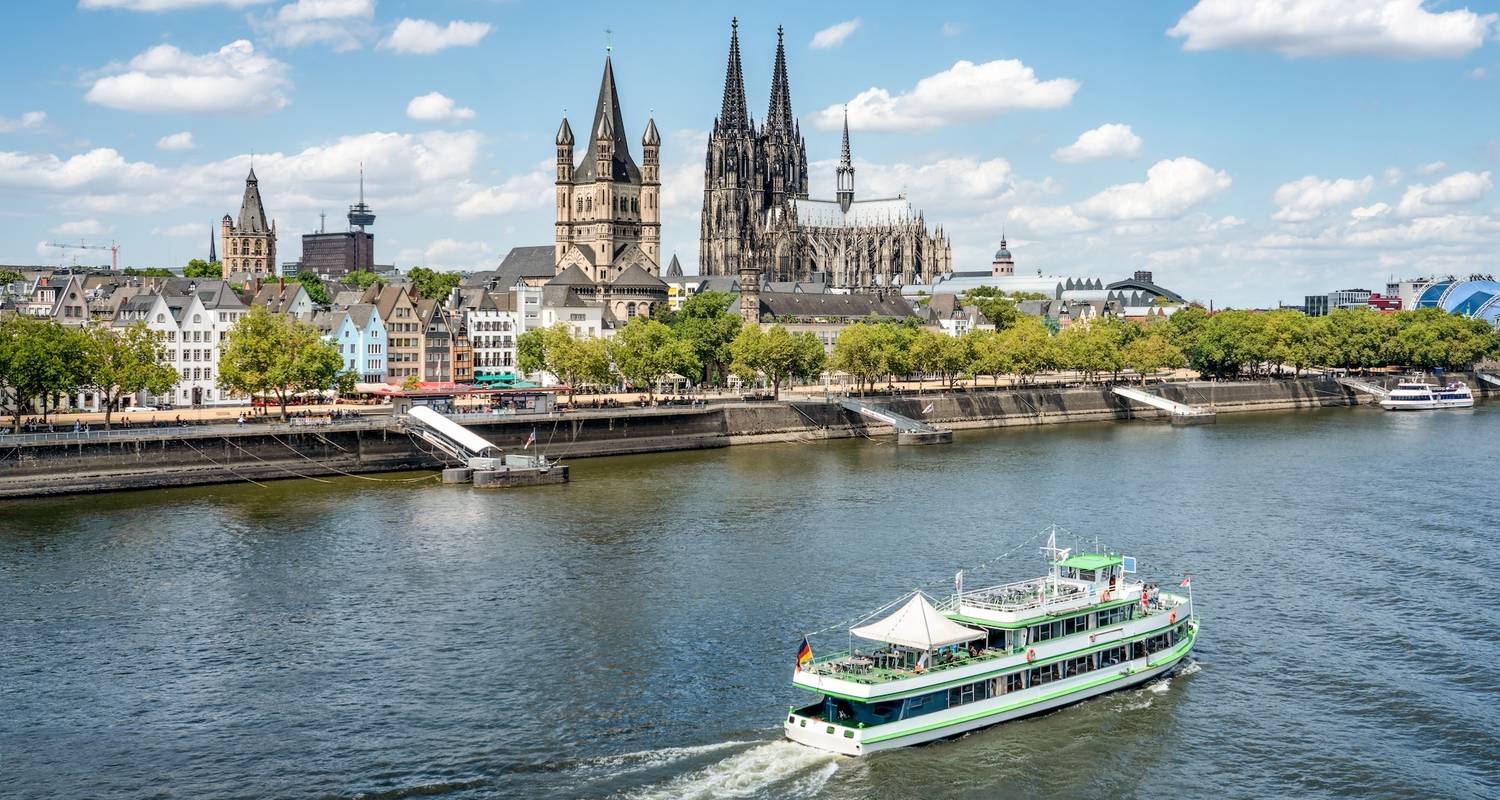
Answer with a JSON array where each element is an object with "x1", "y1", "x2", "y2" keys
[{"x1": 1, "y1": 0, "x2": 1497, "y2": 306}]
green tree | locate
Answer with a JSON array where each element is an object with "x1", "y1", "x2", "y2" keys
[
  {"x1": 830, "y1": 323, "x2": 881, "y2": 394},
  {"x1": 1262, "y1": 310, "x2": 1314, "y2": 376},
  {"x1": 218, "y1": 306, "x2": 346, "y2": 420},
  {"x1": 183, "y1": 259, "x2": 219, "y2": 279},
  {"x1": 78, "y1": 323, "x2": 178, "y2": 430},
  {"x1": 407, "y1": 267, "x2": 461, "y2": 300},
  {"x1": 1000, "y1": 318, "x2": 1055, "y2": 385},
  {"x1": 668, "y1": 290, "x2": 742, "y2": 385},
  {"x1": 0, "y1": 317, "x2": 88, "y2": 431},
  {"x1": 124, "y1": 267, "x2": 173, "y2": 277},
  {"x1": 962, "y1": 287, "x2": 1021, "y2": 331},
  {"x1": 608, "y1": 317, "x2": 699, "y2": 401},
  {"x1": 908, "y1": 329, "x2": 972, "y2": 391},
  {"x1": 0, "y1": 268, "x2": 26, "y2": 285},
  {"x1": 729, "y1": 324, "x2": 824, "y2": 398},
  {"x1": 1122, "y1": 333, "x2": 1187, "y2": 384},
  {"x1": 295, "y1": 271, "x2": 331, "y2": 305},
  {"x1": 517, "y1": 328, "x2": 546, "y2": 377},
  {"x1": 343, "y1": 270, "x2": 381, "y2": 290},
  {"x1": 547, "y1": 332, "x2": 612, "y2": 404}
]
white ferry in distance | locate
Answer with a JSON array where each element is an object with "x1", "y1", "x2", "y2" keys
[
  {"x1": 1380, "y1": 380, "x2": 1474, "y2": 410},
  {"x1": 784, "y1": 531, "x2": 1197, "y2": 756}
]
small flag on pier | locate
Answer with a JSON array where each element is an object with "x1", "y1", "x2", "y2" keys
[
  {"x1": 524, "y1": 428, "x2": 537, "y2": 449},
  {"x1": 796, "y1": 638, "x2": 813, "y2": 672}
]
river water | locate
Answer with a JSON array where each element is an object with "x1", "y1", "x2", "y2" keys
[{"x1": 3, "y1": 404, "x2": 1498, "y2": 799}]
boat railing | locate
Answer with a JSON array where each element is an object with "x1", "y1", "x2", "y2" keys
[
  {"x1": 802, "y1": 645, "x2": 1006, "y2": 685},
  {"x1": 939, "y1": 577, "x2": 1094, "y2": 615}
]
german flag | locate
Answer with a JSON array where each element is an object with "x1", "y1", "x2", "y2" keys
[{"x1": 796, "y1": 638, "x2": 813, "y2": 672}]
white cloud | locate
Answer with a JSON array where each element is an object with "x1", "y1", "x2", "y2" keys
[
  {"x1": 1076, "y1": 157, "x2": 1232, "y2": 221},
  {"x1": 1271, "y1": 175, "x2": 1373, "y2": 222},
  {"x1": 255, "y1": 0, "x2": 376, "y2": 51},
  {"x1": 1007, "y1": 204, "x2": 1096, "y2": 235},
  {"x1": 84, "y1": 39, "x2": 291, "y2": 114},
  {"x1": 406, "y1": 91, "x2": 475, "y2": 122},
  {"x1": 941, "y1": 22, "x2": 962, "y2": 37},
  {"x1": 52, "y1": 219, "x2": 110, "y2": 236},
  {"x1": 811, "y1": 19, "x2": 861, "y2": 49},
  {"x1": 1383, "y1": 166, "x2": 1403, "y2": 185},
  {"x1": 813, "y1": 58, "x2": 1079, "y2": 132},
  {"x1": 80, "y1": 0, "x2": 271, "y2": 10},
  {"x1": 380, "y1": 18, "x2": 493, "y2": 54},
  {"x1": 824, "y1": 156, "x2": 1014, "y2": 202},
  {"x1": 156, "y1": 131, "x2": 195, "y2": 151},
  {"x1": 1351, "y1": 202, "x2": 1390, "y2": 220},
  {"x1": 454, "y1": 160, "x2": 553, "y2": 217},
  {"x1": 1168, "y1": 0, "x2": 1497, "y2": 59},
  {"x1": 1468, "y1": 67, "x2": 1488, "y2": 80},
  {"x1": 0, "y1": 147, "x2": 161, "y2": 190},
  {"x1": 153, "y1": 222, "x2": 205, "y2": 237},
  {"x1": 1415, "y1": 160, "x2": 1446, "y2": 175},
  {"x1": 0, "y1": 111, "x2": 47, "y2": 133},
  {"x1": 1396, "y1": 170, "x2": 1493, "y2": 216},
  {"x1": 1052, "y1": 123, "x2": 1143, "y2": 163},
  {"x1": 417, "y1": 238, "x2": 491, "y2": 267}
]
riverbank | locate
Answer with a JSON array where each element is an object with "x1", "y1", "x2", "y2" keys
[{"x1": 0, "y1": 376, "x2": 1490, "y2": 499}]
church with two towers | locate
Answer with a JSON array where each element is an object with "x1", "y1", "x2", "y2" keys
[{"x1": 699, "y1": 20, "x2": 951, "y2": 295}]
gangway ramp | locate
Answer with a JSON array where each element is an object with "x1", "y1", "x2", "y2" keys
[
  {"x1": 1336, "y1": 377, "x2": 1390, "y2": 400},
  {"x1": 1477, "y1": 373, "x2": 1500, "y2": 388},
  {"x1": 1110, "y1": 386, "x2": 1216, "y2": 426},
  {"x1": 839, "y1": 398, "x2": 953, "y2": 444},
  {"x1": 402, "y1": 406, "x2": 567, "y2": 487}
]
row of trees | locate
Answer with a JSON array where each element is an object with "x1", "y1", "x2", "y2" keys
[
  {"x1": 0, "y1": 307, "x2": 353, "y2": 431},
  {"x1": 0, "y1": 316, "x2": 178, "y2": 432}
]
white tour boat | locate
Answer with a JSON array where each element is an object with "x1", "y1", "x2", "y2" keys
[
  {"x1": 1380, "y1": 380, "x2": 1474, "y2": 410},
  {"x1": 784, "y1": 533, "x2": 1197, "y2": 756}
]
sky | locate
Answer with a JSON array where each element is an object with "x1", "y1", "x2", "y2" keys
[{"x1": 0, "y1": 0, "x2": 1497, "y2": 307}]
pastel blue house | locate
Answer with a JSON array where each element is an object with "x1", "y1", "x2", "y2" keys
[{"x1": 330, "y1": 303, "x2": 387, "y2": 384}]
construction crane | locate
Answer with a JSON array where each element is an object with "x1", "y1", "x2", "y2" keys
[{"x1": 46, "y1": 240, "x2": 120, "y2": 270}]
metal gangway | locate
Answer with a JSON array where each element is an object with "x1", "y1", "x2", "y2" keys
[
  {"x1": 1477, "y1": 373, "x2": 1500, "y2": 388},
  {"x1": 403, "y1": 406, "x2": 505, "y2": 469},
  {"x1": 1111, "y1": 385, "x2": 1216, "y2": 425},
  {"x1": 839, "y1": 398, "x2": 953, "y2": 444},
  {"x1": 1336, "y1": 377, "x2": 1390, "y2": 399}
]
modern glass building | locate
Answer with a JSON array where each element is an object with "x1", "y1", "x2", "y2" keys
[{"x1": 1414, "y1": 277, "x2": 1500, "y2": 327}]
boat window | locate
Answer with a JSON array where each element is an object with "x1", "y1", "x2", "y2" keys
[
  {"x1": 901, "y1": 690, "x2": 949, "y2": 720},
  {"x1": 1078, "y1": 569, "x2": 1095, "y2": 581},
  {"x1": 1005, "y1": 672, "x2": 1024, "y2": 693}
]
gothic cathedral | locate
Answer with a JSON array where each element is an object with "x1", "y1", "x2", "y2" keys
[{"x1": 699, "y1": 21, "x2": 951, "y2": 293}]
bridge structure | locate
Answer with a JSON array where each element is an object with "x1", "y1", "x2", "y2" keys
[
  {"x1": 402, "y1": 406, "x2": 564, "y2": 487},
  {"x1": 1335, "y1": 377, "x2": 1390, "y2": 400},
  {"x1": 839, "y1": 398, "x2": 953, "y2": 445},
  {"x1": 1477, "y1": 373, "x2": 1500, "y2": 388},
  {"x1": 1110, "y1": 385, "x2": 1216, "y2": 426}
]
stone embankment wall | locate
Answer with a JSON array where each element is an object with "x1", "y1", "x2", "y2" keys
[{"x1": 0, "y1": 376, "x2": 1491, "y2": 499}]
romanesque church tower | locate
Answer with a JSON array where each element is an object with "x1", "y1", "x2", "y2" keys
[
  {"x1": 553, "y1": 55, "x2": 661, "y2": 282},
  {"x1": 699, "y1": 20, "x2": 808, "y2": 278},
  {"x1": 221, "y1": 167, "x2": 276, "y2": 280}
]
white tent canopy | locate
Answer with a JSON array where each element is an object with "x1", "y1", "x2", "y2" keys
[{"x1": 850, "y1": 593, "x2": 986, "y2": 651}]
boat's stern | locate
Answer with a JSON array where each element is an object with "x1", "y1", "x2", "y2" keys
[{"x1": 784, "y1": 704, "x2": 864, "y2": 756}]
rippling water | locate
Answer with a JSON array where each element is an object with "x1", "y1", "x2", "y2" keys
[{"x1": 3, "y1": 405, "x2": 1498, "y2": 799}]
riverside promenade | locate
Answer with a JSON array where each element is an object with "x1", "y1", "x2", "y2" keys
[{"x1": 0, "y1": 376, "x2": 1487, "y2": 500}]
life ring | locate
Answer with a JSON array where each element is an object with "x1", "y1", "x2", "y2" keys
[
  {"x1": 1025, "y1": 648, "x2": 1036, "y2": 663},
  {"x1": 1169, "y1": 610, "x2": 1178, "y2": 625}
]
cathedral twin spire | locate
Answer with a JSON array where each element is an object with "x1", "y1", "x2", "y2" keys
[{"x1": 719, "y1": 18, "x2": 750, "y2": 132}]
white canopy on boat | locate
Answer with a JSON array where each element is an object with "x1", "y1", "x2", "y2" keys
[{"x1": 850, "y1": 593, "x2": 986, "y2": 651}]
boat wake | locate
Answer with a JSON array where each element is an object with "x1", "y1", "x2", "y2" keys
[
  {"x1": 624, "y1": 740, "x2": 839, "y2": 800},
  {"x1": 574, "y1": 740, "x2": 755, "y2": 779}
]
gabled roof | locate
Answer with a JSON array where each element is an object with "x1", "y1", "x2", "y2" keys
[
  {"x1": 610, "y1": 263, "x2": 666, "y2": 288},
  {"x1": 548, "y1": 263, "x2": 595, "y2": 287},
  {"x1": 345, "y1": 303, "x2": 379, "y2": 329},
  {"x1": 572, "y1": 56, "x2": 642, "y2": 185},
  {"x1": 542, "y1": 284, "x2": 594, "y2": 308},
  {"x1": 665, "y1": 254, "x2": 683, "y2": 277},
  {"x1": 759, "y1": 291, "x2": 915, "y2": 321}
]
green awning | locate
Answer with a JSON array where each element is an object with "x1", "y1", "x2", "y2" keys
[{"x1": 1057, "y1": 553, "x2": 1122, "y2": 571}]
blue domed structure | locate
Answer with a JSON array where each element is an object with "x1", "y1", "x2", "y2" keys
[{"x1": 1415, "y1": 276, "x2": 1500, "y2": 326}]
